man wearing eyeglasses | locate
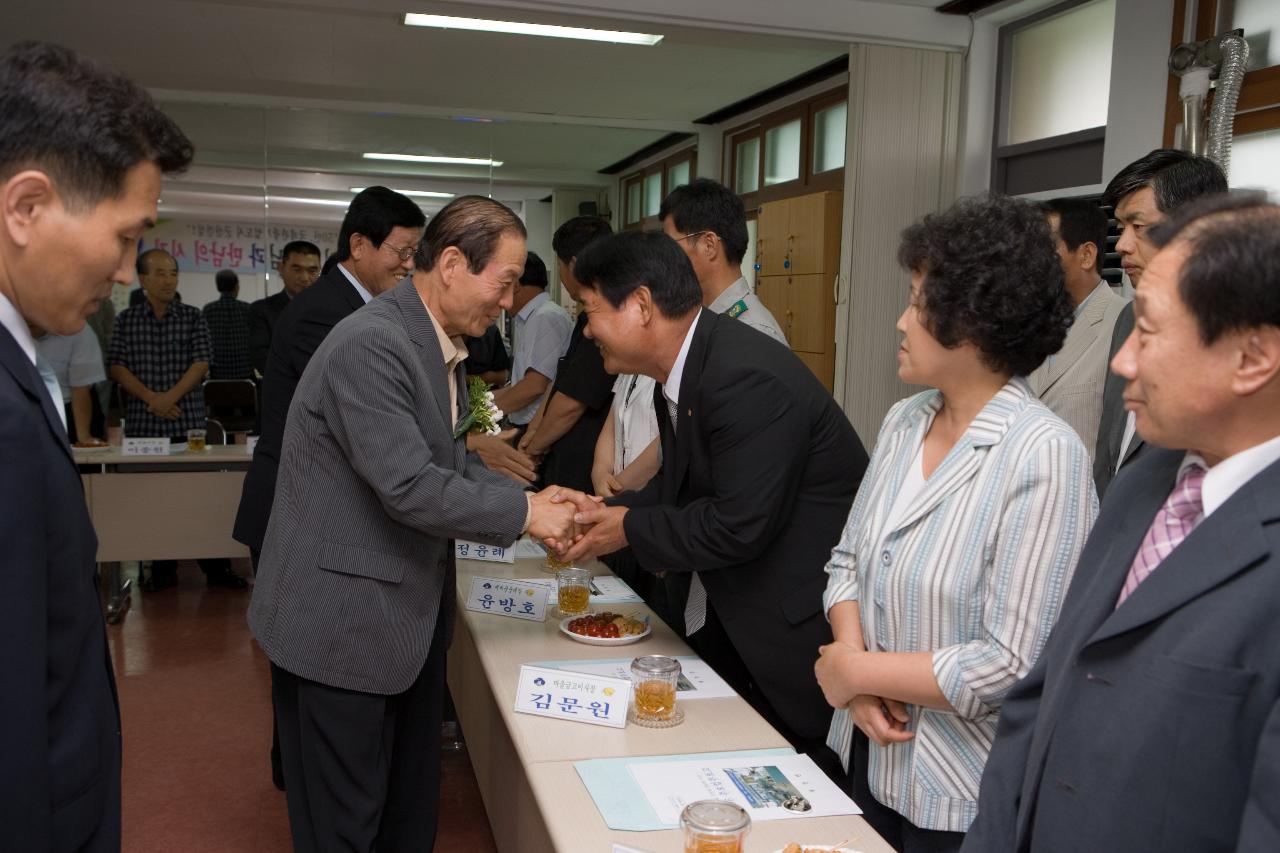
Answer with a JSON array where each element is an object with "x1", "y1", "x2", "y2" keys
[
  {"x1": 234, "y1": 185, "x2": 424, "y2": 789},
  {"x1": 660, "y1": 178, "x2": 786, "y2": 346}
]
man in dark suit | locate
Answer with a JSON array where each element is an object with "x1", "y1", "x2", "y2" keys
[
  {"x1": 248, "y1": 239, "x2": 321, "y2": 377},
  {"x1": 0, "y1": 40, "x2": 192, "y2": 851},
  {"x1": 248, "y1": 196, "x2": 579, "y2": 852},
  {"x1": 963, "y1": 193, "x2": 1280, "y2": 853},
  {"x1": 559, "y1": 231, "x2": 869, "y2": 757},
  {"x1": 1092, "y1": 150, "x2": 1225, "y2": 497},
  {"x1": 234, "y1": 187, "x2": 424, "y2": 566}
]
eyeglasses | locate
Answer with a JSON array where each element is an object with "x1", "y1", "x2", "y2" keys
[
  {"x1": 379, "y1": 239, "x2": 417, "y2": 261},
  {"x1": 671, "y1": 230, "x2": 713, "y2": 244}
]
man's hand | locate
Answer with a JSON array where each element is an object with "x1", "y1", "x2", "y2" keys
[
  {"x1": 517, "y1": 427, "x2": 545, "y2": 461},
  {"x1": 146, "y1": 391, "x2": 181, "y2": 420},
  {"x1": 469, "y1": 429, "x2": 538, "y2": 486},
  {"x1": 526, "y1": 486, "x2": 580, "y2": 544},
  {"x1": 848, "y1": 694, "x2": 914, "y2": 747},
  {"x1": 556, "y1": 502, "x2": 628, "y2": 563}
]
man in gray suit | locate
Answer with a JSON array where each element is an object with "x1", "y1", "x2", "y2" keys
[
  {"x1": 1092, "y1": 150, "x2": 1226, "y2": 497},
  {"x1": 1028, "y1": 198, "x2": 1127, "y2": 460},
  {"x1": 248, "y1": 196, "x2": 580, "y2": 853},
  {"x1": 962, "y1": 192, "x2": 1280, "y2": 853}
]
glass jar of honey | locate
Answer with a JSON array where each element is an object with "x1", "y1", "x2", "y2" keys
[
  {"x1": 680, "y1": 800, "x2": 750, "y2": 853},
  {"x1": 630, "y1": 655, "x2": 681, "y2": 723},
  {"x1": 556, "y1": 568, "x2": 591, "y2": 616}
]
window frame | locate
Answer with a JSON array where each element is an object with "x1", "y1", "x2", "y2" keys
[
  {"x1": 619, "y1": 147, "x2": 698, "y2": 231},
  {"x1": 1163, "y1": 0, "x2": 1280, "y2": 145}
]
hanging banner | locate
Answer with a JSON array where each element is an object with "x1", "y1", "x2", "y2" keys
[{"x1": 139, "y1": 219, "x2": 340, "y2": 274}]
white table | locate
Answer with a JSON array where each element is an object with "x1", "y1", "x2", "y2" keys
[
  {"x1": 448, "y1": 551, "x2": 893, "y2": 853},
  {"x1": 75, "y1": 444, "x2": 252, "y2": 621}
]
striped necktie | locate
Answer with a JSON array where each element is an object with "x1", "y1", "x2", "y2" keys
[
  {"x1": 668, "y1": 395, "x2": 709, "y2": 635},
  {"x1": 1115, "y1": 463, "x2": 1206, "y2": 607}
]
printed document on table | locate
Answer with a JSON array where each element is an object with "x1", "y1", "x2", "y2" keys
[
  {"x1": 629, "y1": 753, "x2": 860, "y2": 825},
  {"x1": 513, "y1": 538, "x2": 548, "y2": 559},
  {"x1": 529, "y1": 656, "x2": 737, "y2": 700}
]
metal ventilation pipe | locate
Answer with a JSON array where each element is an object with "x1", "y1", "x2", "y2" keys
[
  {"x1": 1179, "y1": 67, "x2": 1212, "y2": 156},
  {"x1": 1207, "y1": 34, "x2": 1250, "y2": 178}
]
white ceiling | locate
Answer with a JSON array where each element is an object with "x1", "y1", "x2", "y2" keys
[{"x1": 0, "y1": 0, "x2": 954, "y2": 221}]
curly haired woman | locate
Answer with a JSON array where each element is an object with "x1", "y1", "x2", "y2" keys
[{"x1": 814, "y1": 194, "x2": 1099, "y2": 853}]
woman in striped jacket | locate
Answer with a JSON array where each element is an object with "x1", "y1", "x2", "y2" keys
[{"x1": 815, "y1": 195, "x2": 1099, "y2": 852}]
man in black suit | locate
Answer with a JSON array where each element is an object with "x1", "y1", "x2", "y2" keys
[
  {"x1": 248, "y1": 239, "x2": 321, "y2": 377},
  {"x1": 1092, "y1": 150, "x2": 1225, "y2": 497},
  {"x1": 558, "y1": 231, "x2": 869, "y2": 758},
  {"x1": 234, "y1": 187, "x2": 424, "y2": 566},
  {"x1": 0, "y1": 41, "x2": 192, "y2": 851},
  {"x1": 962, "y1": 193, "x2": 1280, "y2": 853}
]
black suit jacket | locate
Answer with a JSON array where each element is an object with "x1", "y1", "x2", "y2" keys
[
  {"x1": 963, "y1": 448, "x2": 1280, "y2": 853},
  {"x1": 248, "y1": 289, "x2": 291, "y2": 376},
  {"x1": 234, "y1": 267, "x2": 367, "y2": 553},
  {"x1": 1092, "y1": 303, "x2": 1152, "y2": 496},
  {"x1": 0, "y1": 325, "x2": 120, "y2": 851},
  {"x1": 612, "y1": 310, "x2": 869, "y2": 739}
]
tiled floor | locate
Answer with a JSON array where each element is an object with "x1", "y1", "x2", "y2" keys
[{"x1": 107, "y1": 560, "x2": 498, "y2": 852}]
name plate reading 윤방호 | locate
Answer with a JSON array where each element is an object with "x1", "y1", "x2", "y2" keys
[
  {"x1": 464, "y1": 577, "x2": 547, "y2": 622},
  {"x1": 122, "y1": 437, "x2": 171, "y2": 457},
  {"x1": 515, "y1": 664, "x2": 630, "y2": 729},
  {"x1": 455, "y1": 540, "x2": 515, "y2": 563}
]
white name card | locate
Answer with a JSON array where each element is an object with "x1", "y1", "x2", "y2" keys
[
  {"x1": 514, "y1": 664, "x2": 630, "y2": 729},
  {"x1": 246, "y1": 435, "x2": 259, "y2": 454},
  {"x1": 612, "y1": 845, "x2": 654, "y2": 853},
  {"x1": 122, "y1": 437, "x2": 171, "y2": 457},
  {"x1": 464, "y1": 576, "x2": 547, "y2": 622},
  {"x1": 456, "y1": 540, "x2": 515, "y2": 563}
]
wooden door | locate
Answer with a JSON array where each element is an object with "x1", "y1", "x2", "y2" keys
[
  {"x1": 787, "y1": 274, "x2": 832, "y2": 354},
  {"x1": 756, "y1": 199, "x2": 790, "y2": 277},
  {"x1": 794, "y1": 351, "x2": 833, "y2": 392},
  {"x1": 754, "y1": 275, "x2": 790, "y2": 346},
  {"x1": 787, "y1": 192, "x2": 842, "y2": 275}
]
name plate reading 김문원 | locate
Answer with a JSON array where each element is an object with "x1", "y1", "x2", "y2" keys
[
  {"x1": 455, "y1": 541, "x2": 515, "y2": 563},
  {"x1": 464, "y1": 577, "x2": 547, "y2": 622},
  {"x1": 122, "y1": 437, "x2": 171, "y2": 457},
  {"x1": 515, "y1": 664, "x2": 630, "y2": 729}
]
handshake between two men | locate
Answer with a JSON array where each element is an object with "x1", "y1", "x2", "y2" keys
[{"x1": 523, "y1": 487, "x2": 632, "y2": 565}]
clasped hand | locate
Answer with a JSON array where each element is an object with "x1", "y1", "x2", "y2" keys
[
  {"x1": 524, "y1": 487, "x2": 630, "y2": 562},
  {"x1": 816, "y1": 642, "x2": 914, "y2": 747}
]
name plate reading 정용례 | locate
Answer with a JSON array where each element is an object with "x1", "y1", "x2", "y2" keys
[
  {"x1": 515, "y1": 664, "x2": 630, "y2": 729},
  {"x1": 464, "y1": 576, "x2": 547, "y2": 622},
  {"x1": 122, "y1": 437, "x2": 171, "y2": 457},
  {"x1": 455, "y1": 540, "x2": 515, "y2": 563}
]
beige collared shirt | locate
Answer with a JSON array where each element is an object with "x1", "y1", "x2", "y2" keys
[
  {"x1": 421, "y1": 301, "x2": 468, "y2": 425},
  {"x1": 421, "y1": 295, "x2": 535, "y2": 533}
]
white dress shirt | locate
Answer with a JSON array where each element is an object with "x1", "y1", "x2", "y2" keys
[
  {"x1": 336, "y1": 263, "x2": 374, "y2": 304},
  {"x1": 1185, "y1": 433, "x2": 1280, "y2": 519},
  {"x1": 662, "y1": 311, "x2": 701, "y2": 415}
]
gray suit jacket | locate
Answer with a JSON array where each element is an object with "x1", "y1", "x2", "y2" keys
[
  {"x1": 1027, "y1": 282, "x2": 1128, "y2": 461},
  {"x1": 963, "y1": 448, "x2": 1280, "y2": 853},
  {"x1": 248, "y1": 278, "x2": 529, "y2": 695},
  {"x1": 1092, "y1": 302, "x2": 1153, "y2": 496}
]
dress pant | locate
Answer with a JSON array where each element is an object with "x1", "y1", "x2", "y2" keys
[
  {"x1": 848, "y1": 732, "x2": 965, "y2": 853},
  {"x1": 272, "y1": 612, "x2": 448, "y2": 853},
  {"x1": 687, "y1": 597, "x2": 844, "y2": 783},
  {"x1": 250, "y1": 547, "x2": 284, "y2": 788}
]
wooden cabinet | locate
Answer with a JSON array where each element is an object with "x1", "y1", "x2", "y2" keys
[{"x1": 754, "y1": 191, "x2": 842, "y2": 391}]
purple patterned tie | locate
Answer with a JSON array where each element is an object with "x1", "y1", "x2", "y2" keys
[{"x1": 1115, "y1": 463, "x2": 1207, "y2": 607}]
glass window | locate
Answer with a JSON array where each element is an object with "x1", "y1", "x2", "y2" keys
[
  {"x1": 764, "y1": 118, "x2": 802, "y2": 186},
  {"x1": 666, "y1": 160, "x2": 691, "y2": 191},
  {"x1": 813, "y1": 101, "x2": 847, "y2": 174},
  {"x1": 735, "y1": 137, "x2": 760, "y2": 194},
  {"x1": 643, "y1": 172, "x2": 662, "y2": 217},
  {"x1": 626, "y1": 181, "x2": 642, "y2": 224},
  {"x1": 1218, "y1": 0, "x2": 1280, "y2": 71},
  {"x1": 1230, "y1": 128, "x2": 1280, "y2": 195},
  {"x1": 1007, "y1": 0, "x2": 1115, "y2": 145}
]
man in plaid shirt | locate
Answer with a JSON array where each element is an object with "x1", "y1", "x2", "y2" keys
[
  {"x1": 109, "y1": 247, "x2": 246, "y2": 590},
  {"x1": 202, "y1": 268, "x2": 252, "y2": 379},
  {"x1": 109, "y1": 247, "x2": 211, "y2": 439}
]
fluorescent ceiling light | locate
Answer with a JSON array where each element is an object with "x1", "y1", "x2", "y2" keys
[
  {"x1": 350, "y1": 187, "x2": 454, "y2": 199},
  {"x1": 403, "y1": 13, "x2": 663, "y2": 46},
  {"x1": 266, "y1": 196, "x2": 352, "y2": 208},
  {"x1": 364, "y1": 152, "x2": 504, "y2": 167}
]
